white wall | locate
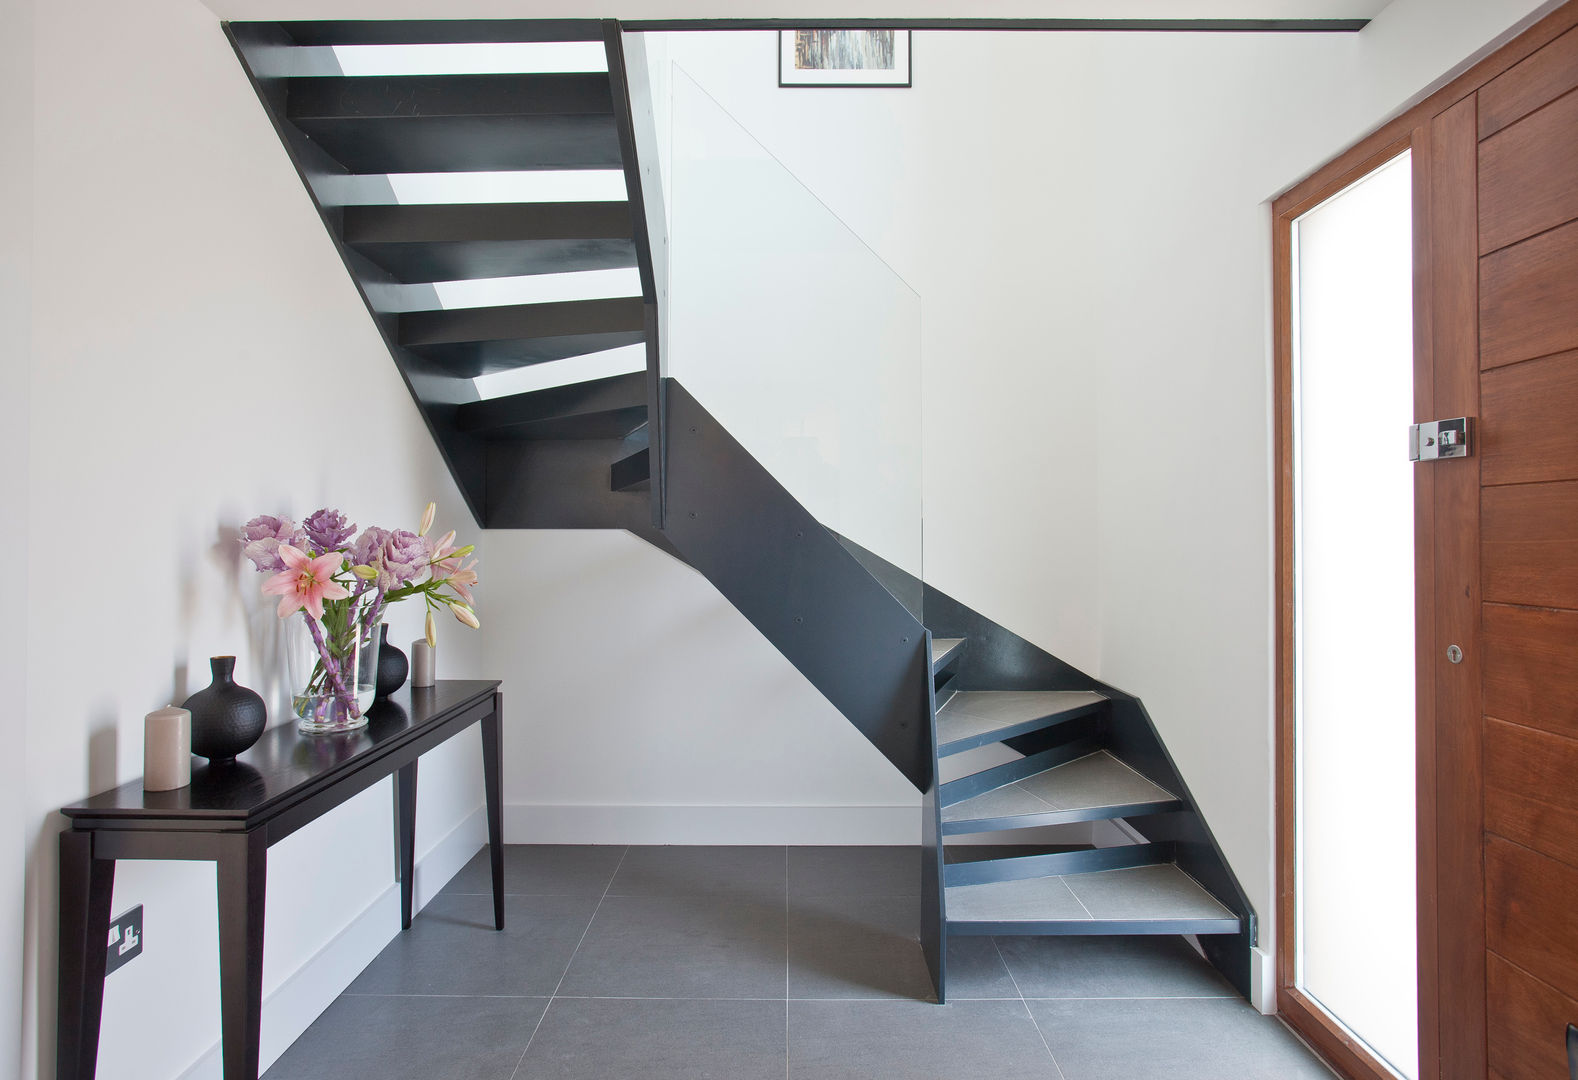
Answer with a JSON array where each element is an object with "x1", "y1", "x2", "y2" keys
[
  {"x1": 483, "y1": 0, "x2": 1554, "y2": 1001},
  {"x1": 13, "y1": 5, "x2": 1562, "y2": 1075},
  {"x1": 2, "y1": 0, "x2": 35, "y2": 1074},
  {"x1": 483, "y1": 531, "x2": 919, "y2": 842},
  {"x1": 17, "y1": 2, "x2": 490, "y2": 1078}
]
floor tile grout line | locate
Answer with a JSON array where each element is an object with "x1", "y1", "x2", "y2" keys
[
  {"x1": 1019, "y1": 994, "x2": 1237, "y2": 1001},
  {"x1": 1058, "y1": 876, "x2": 1098, "y2": 921},
  {"x1": 505, "y1": 844, "x2": 630, "y2": 1080},
  {"x1": 505, "y1": 998, "x2": 554, "y2": 1080},
  {"x1": 992, "y1": 937, "x2": 1069, "y2": 1080},
  {"x1": 340, "y1": 993, "x2": 1035, "y2": 1002},
  {"x1": 553, "y1": 843, "x2": 630, "y2": 997},
  {"x1": 337, "y1": 990, "x2": 1236, "y2": 1001},
  {"x1": 440, "y1": 892, "x2": 621, "y2": 898}
]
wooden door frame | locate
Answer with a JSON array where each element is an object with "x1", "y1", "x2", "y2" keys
[
  {"x1": 1272, "y1": 131, "x2": 1421, "y2": 1080},
  {"x1": 1271, "y1": 6, "x2": 1578, "y2": 1079}
]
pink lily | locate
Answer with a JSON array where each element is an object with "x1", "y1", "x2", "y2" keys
[
  {"x1": 429, "y1": 531, "x2": 460, "y2": 576},
  {"x1": 261, "y1": 544, "x2": 350, "y2": 620},
  {"x1": 447, "y1": 559, "x2": 479, "y2": 606}
]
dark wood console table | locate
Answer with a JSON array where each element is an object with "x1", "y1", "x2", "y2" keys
[{"x1": 57, "y1": 680, "x2": 504, "y2": 1080}]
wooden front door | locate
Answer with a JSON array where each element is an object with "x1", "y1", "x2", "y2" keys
[
  {"x1": 1417, "y1": 22, "x2": 1578, "y2": 1080},
  {"x1": 1279, "y1": 8, "x2": 1578, "y2": 1079},
  {"x1": 1464, "y1": 27, "x2": 1578, "y2": 1080}
]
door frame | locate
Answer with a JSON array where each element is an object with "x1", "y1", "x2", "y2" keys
[
  {"x1": 1273, "y1": 132, "x2": 1421, "y2": 1080},
  {"x1": 1271, "y1": 6, "x2": 1578, "y2": 1079}
]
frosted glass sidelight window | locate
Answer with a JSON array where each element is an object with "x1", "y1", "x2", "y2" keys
[{"x1": 1292, "y1": 150, "x2": 1417, "y2": 1080}]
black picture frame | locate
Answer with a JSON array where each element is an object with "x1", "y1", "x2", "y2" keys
[{"x1": 778, "y1": 29, "x2": 913, "y2": 88}]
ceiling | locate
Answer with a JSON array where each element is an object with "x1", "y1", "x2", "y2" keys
[{"x1": 205, "y1": 0, "x2": 1395, "y2": 26}]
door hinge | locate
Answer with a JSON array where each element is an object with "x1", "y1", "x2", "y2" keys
[{"x1": 1409, "y1": 417, "x2": 1472, "y2": 462}]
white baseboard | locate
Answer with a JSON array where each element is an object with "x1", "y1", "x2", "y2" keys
[
  {"x1": 410, "y1": 805, "x2": 489, "y2": 913},
  {"x1": 176, "y1": 805, "x2": 487, "y2": 1080},
  {"x1": 504, "y1": 803, "x2": 920, "y2": 845},
  {"x1": 1251, "y1": 945, "x2": 1275, "y2": 1015}
]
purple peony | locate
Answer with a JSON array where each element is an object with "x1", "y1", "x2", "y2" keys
[
  {"x1": 239, "y1": 515, "x2": 307, "y2": 574},
  {"x1": 375, "y1": 529, "x2": 431, "y2": 591},
  {"x1": 348, "y1": 526, "x2": 389, "y2": 570},
  {"x1": 303, "y1": 507, "x2": 356, "y2": 553},
  {"x1": 347, "y1": 527, "x2": 430, "y2": 590}
]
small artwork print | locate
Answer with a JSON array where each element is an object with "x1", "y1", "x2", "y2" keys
[{"x1": 779, "y1": 29, "x2": 912, "y2": 87}]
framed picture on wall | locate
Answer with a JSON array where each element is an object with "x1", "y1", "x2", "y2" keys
[{"x1": 778, "y1": 29, "x2": 912, "y2": 87}]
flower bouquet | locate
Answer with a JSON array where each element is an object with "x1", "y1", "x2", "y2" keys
[{"x1": 240, "y1": 502, "x2": 479, "y2": 733}]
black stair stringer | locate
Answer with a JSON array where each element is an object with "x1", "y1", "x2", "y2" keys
[
  {"x1": 838, "y1": 536, "x2": 1258, "y2": 1002},
  {"x1": 660, "y1": 381, "x2": 934, "y2": 792}
]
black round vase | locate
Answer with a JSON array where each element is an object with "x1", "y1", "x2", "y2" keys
[
  {"x1": 183, "y1": 656, "x2": 267, "y2": 765},
  {"x1": 375, "y1": 625, "x2": 409, "y2": 701}
]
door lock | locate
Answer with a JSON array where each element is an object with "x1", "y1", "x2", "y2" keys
[{"x1": 1409, "y1": 417, "x2": 1473, "y2": 461}]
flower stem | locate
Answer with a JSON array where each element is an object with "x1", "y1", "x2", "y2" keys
[
  {"x1": 360, "y1": 588, "x2": 387, "y2": 649},
  {"x1": 304, "y1": 612, "x2": 360, "y2": 720}
]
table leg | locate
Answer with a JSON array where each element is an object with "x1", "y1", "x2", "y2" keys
[
  {"x1": 216, "y1": 831, "x2": 266, "y2": 1080},
  {"x1": 57, "y1": 830, "x2": 114, "y2": 1080},
  {"x1": 395, "y1": 761, "x2": 417, "y2": 930},
  {"x1": 481, "y1": 696, "x2": 505, "y2": 931}
]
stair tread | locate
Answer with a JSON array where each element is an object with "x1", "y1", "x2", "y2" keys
[
  {"x1": 402, "y1": 297, "x2": 644, "y2": 344},
  {"x1": 610, "y1": 446, "x2": 650, "y2": 491},
  {"x1": 400, "y1": 298, "x2": 646, "y2": 376},
  {"x1": 935, "y1": 690, "x2": 1105, "y2": 755},
  {"x1": 931, "y1": 638, "x2": 965, "y2": 669},
  {"x1": 456, "y1": 371, "x2": 646, "y2": 433},
  {"x1": 286, "y1": 73, "x2": 616, "y2": 119},
  {"x1": 343, "y1": 202, "x2": 637, "y2": 283},
  {"x1": 344, "y1": 202, "x2": 633, "y2": 242},
  {"x1": 293, "y1": 114, "x2": 622, "y2": 174},
  {"x1": 946, "y1": 864, "x2": 1236, "y2": 928},
  {"x1": 942, "y1": 750, "x2": 1177, "y2": 825},
  {"x1": 285, "y1": 73, "x2": 621, "y2": 173},
  {"x1": 278, "y1": 20, "x2": 607, "y2": 46}
]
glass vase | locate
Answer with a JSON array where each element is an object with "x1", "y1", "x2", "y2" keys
[{"x1": 287, "y1": 609, "x2": 380, "y2": 734}]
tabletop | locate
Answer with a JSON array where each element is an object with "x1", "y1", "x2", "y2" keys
[{"x1": 60, "y1": 680, "x2": 501, "y2": 826}]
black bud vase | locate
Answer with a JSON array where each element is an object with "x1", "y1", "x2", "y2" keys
[
  {"x1": 375, "y1": 626, "x2": 408, "y2": 701},
  {"x1": 183, "y1": 656, "x2": 267, "y2": 765}
]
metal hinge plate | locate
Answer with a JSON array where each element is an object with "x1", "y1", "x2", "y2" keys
[{"x1": 1409, "y1": 417, "x2": 1472, "y2": 462}]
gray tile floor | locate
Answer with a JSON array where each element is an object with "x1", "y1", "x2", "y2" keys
[{"x1": 266, "y1": 845, "x2": 1336, "y2": 1080}]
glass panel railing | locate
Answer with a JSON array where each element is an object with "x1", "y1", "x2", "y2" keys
[{"x1": 665, "y1": 67, "x2": 923, "y2": 610}]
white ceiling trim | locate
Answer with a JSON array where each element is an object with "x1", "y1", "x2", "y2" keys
[{"x1": 204, "y1": 1, "x2": 1394, "y2": 26}]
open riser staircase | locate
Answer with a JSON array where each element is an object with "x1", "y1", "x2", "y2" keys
[{"x1": 227, "y1": 18, "x2": 1257, "y2": 1004}]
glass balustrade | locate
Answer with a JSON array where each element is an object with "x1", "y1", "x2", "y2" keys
[{"x1": 665, "y1": 67, "x2": 924, "y2": 611}]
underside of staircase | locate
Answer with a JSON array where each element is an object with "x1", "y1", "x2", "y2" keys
[{"x1": 227, "y1": 17, "x2": 1257, "y2": 1004}]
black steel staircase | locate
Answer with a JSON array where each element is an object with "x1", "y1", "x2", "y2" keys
[{"x1": 227, "y1": 17, "x2": 1257, "y2": 1004}]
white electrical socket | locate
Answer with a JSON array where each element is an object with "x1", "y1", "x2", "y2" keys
[{"x1": 106, "y1": 905, "x2": 143, "y2": 974}]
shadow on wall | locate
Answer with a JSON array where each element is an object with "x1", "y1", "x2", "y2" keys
[
  {"x1": 26, "y1": 813, "x2": 64, "y2": 1080},
  {"x1": 86, "y1": 714, "x2": 117, "y2": 798},
  {"x1": 193, "y1": 513, "x2": 296, "y2": 718},
  {"x1": 22, "y1": 516, "x2": 279, "y2": 1080}
]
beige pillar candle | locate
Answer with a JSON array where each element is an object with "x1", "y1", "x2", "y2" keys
[
  {"x1": 411, "y1": 640, "x2": 435, "y2": 687},
  {"x1": 144, "y1": 706, "x2": 191, "y2": 792}
]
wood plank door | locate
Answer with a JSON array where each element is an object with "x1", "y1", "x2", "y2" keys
[
  {"x1": 1277, "y1": 9, "x2": 1578, "y2": 1079},
  {"x1": 1439, "y1": 24, "x2": 1578, "y2": 1080}
]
